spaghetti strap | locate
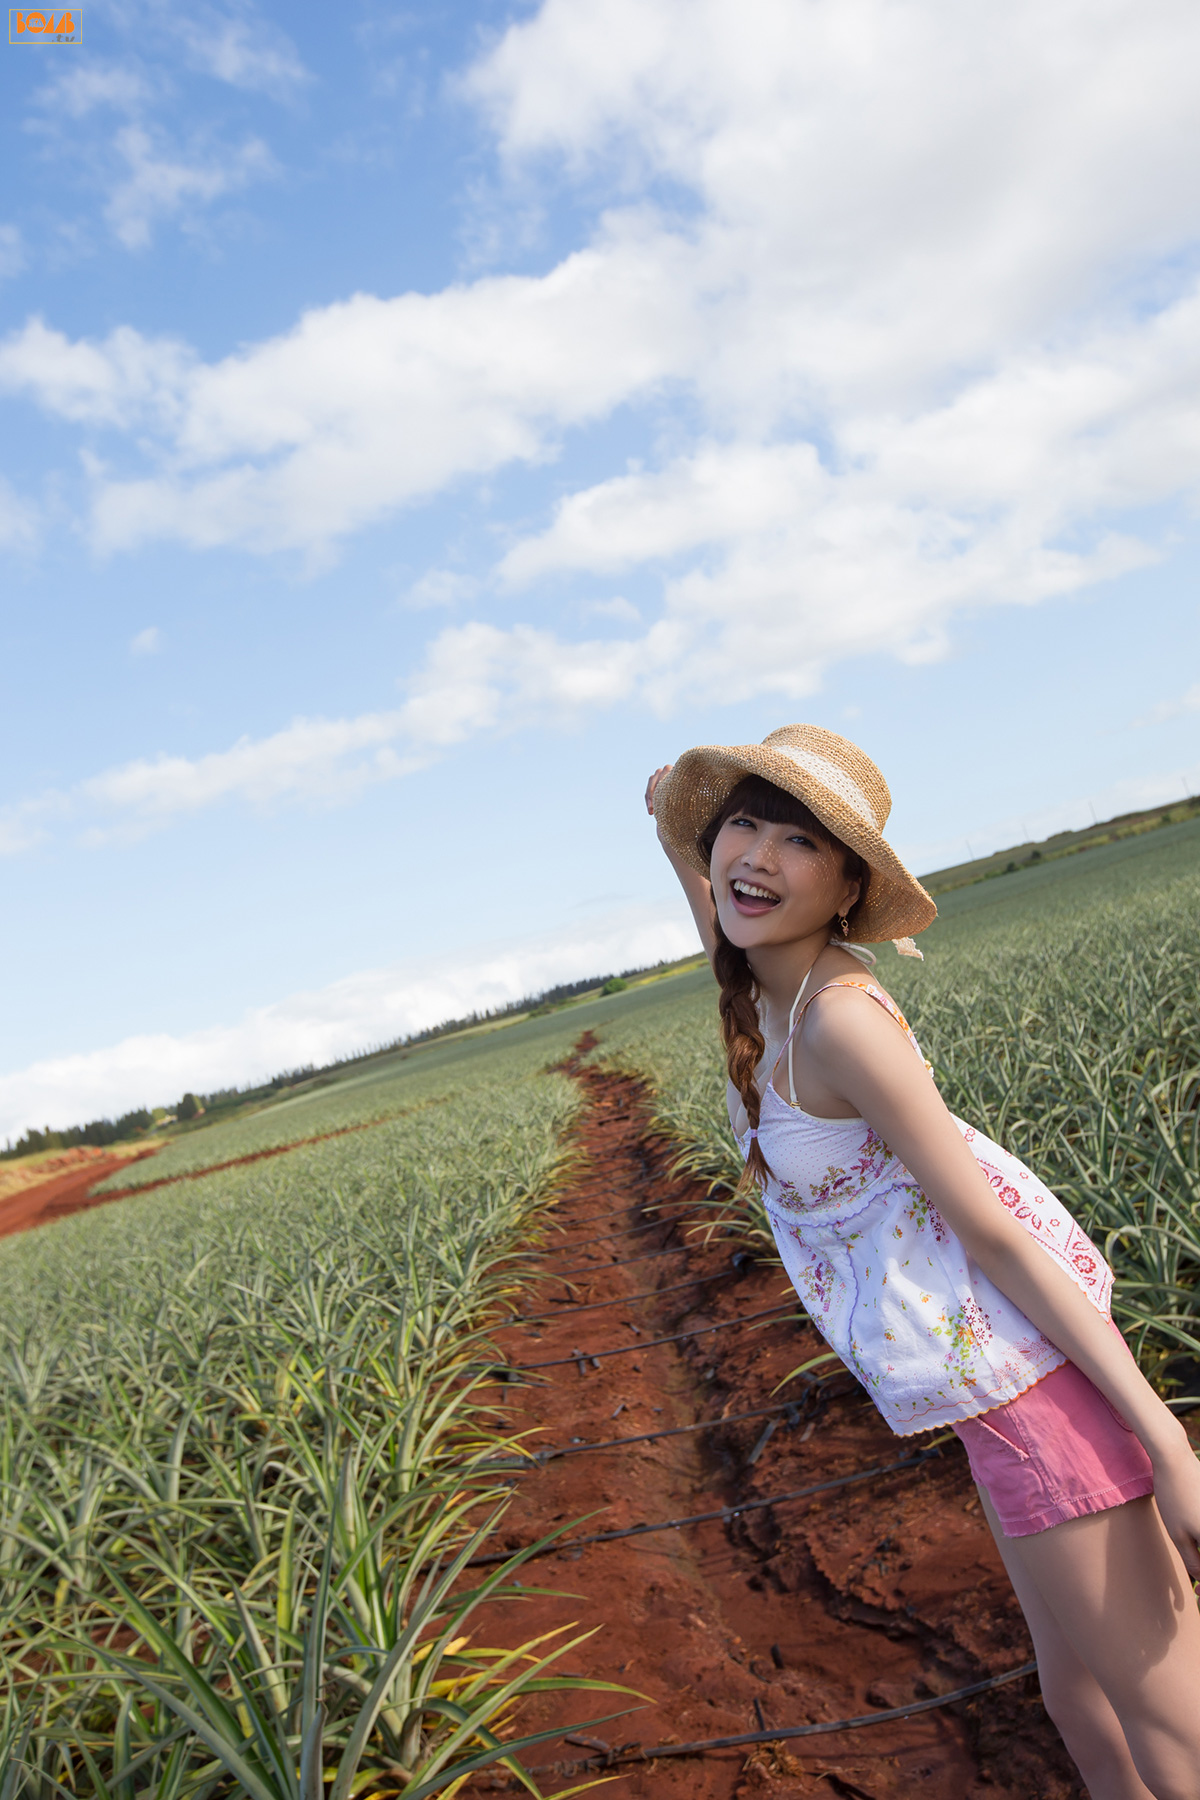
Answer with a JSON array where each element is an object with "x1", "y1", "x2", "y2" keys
[{"x1": 771, "y1": 977, "x2": 929, "y2": 1102}]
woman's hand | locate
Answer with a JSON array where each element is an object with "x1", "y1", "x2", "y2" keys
[
  {"x1": 643, "y1": 760, "x2": 717, "y2": 962},
  {"x1": 1148, "y1": 1437, "x2": 1200, "y2": 1582},
  {"x1": 645, "y1": 764, "x2": 673, "y2": 816}
]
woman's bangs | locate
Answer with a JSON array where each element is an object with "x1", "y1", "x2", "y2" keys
[{"x1": 717, "y1": 776, "x2": 832, "y2": 841}]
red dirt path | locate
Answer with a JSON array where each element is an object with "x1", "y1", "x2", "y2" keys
[
  {"x1": 0, "y1": 1149, "x2": 161, "y2": 1240},
  {"x1": 463, "y1": 1052, "x2": 1084, "y2": 1800},
  {"x1": 0, "y1": 1118, "x2": 393, "y2": 1240}
]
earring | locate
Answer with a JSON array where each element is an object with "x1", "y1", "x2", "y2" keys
[{"x1": 838, "y1": 914, "x2": 850, "y2": 938}]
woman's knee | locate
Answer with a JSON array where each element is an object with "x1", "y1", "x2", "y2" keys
[
  {"x1": 1122, "y1": 1719, "x2": 1200, "y2": 1800},
  {"x1": 1036, "y1": 1668, "x2": 1131, "y2": 1770}
]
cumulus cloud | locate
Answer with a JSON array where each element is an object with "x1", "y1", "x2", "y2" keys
[
  {"x1": 0, "y1": 901, "x2": 699, "y2": 1141},
  {"x1": 129, "y1": 626, "x2": 161, "y2": 654},
  {"x1": 5, "y1": 0, "x2": 1200, "y2": 751},
  {"x1": 0, "y1": 711, "x2": 426, "y2": 856},
  {"x1": 466, "y1": 0, "x2": 1200, "y2": 401},
  {"x1": 79, "y1": 711, "x2": 419, "y2": 824}
]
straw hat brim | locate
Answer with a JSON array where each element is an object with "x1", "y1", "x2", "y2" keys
[{"x1": 654, "y1": 742, "x2": 936, "y2": 945}]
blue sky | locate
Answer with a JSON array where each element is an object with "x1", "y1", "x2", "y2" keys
[{"x1": 2, "y1": 0, "x2": 1200, "y2": 1139}]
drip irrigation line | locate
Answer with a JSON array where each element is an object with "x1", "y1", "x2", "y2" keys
[
  {"x1": 507, "y1": 1255, "x2": 752, "y2": 1326},
  {"x1": 534, "y1": 1240, "x2": 697, "y2": 1280},
  {"x1": 526, "y1": 1217, "x2": 670, "y2": 1255},
  {"x1": 483, "y1": 1398, "x2": 812, "y2": 1470},
  {"x1": 529, "y1": 1660, "x2": 1039, "y2": 1773},
  {"x1": 543, "y1": 1198, "x2": 653, "y2": 1227},
  {"x1": 467, "y1": 1443, "x2": 946, "y2": 1565},
  {"x1": 503, "y1": 1301, "x2": 796, "y2": 1372}
]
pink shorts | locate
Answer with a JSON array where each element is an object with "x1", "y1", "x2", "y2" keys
[{"x1": 952, "y1": 1356, "x2": 1154, "y2": 1538}]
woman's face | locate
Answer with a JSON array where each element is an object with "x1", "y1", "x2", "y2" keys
[{"x1": 709, "y1": 810, "x2": 860, "y2": 953}]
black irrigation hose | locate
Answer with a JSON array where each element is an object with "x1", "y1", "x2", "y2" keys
[
  {"x1": 467, "y1": 1444, "x2": 947, "y2": 1566},
  {"x1": 526, "y1": 1216, "x2": 671, "y2": 1256},
  {"x1": 494, "y1": 1137, "x2": 1024, "y2": 1776},
  {"x1": 544, "y1": 1198, "x2": 652, "y2": 1227},
  {"x1": 504, "y1": 1301, "x2": 796, "y2": 1372},
  {"x1": 482, "y1": 1399, "x2": 813, "y2": 1471},
  {"x1": 536, "y1": 1240, "x2": 698, "y2": 1280},
  {"x1": 531, "y1": 1660, "x2": 1040, "y2": 1773},
  {"x1": 507, "y1": 1254, "x2": 752, "y2": 1326}
]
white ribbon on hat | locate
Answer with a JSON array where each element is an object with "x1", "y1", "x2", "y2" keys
[{"x1": 770, "y1": 743, "x2": 882, "y2": 828}]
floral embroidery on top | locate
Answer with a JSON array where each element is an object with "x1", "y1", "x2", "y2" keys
[{"x1": 902, "y1": 1191, "x2": 949, "y2": 1242}]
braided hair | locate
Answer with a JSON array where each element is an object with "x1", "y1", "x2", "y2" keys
[{"x1": 697, "y1": 776, "x2": 869, "y2": 1192}]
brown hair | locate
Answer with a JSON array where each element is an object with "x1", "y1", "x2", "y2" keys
[{"x1": 698, "y1": 775, "x2": 869, "y2": 1192}]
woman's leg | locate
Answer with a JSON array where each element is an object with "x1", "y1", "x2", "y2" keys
[
  {"x1": 979, "y1": 1487, "x2": 1200, "y2": 1800},
  {"x1": 979, "y1": 1488, "x2": 1155, "y2": 1798}
]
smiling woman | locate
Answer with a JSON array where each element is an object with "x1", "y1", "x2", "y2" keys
[
  {"x1": 696, "y1": 775, "x2": 868, "y2": 1187},
  {"x1": 646, "y1": 722, "x2": 1200, "y2": 1800}
]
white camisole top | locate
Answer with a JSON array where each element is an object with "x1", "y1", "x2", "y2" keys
[{"x1": 734, "y1": 961, "x2": 1113, "y2": 1435}]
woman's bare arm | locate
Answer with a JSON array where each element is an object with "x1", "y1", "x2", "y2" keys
[
  {"x1": 645, "y1": 764, "x2": 718, "y2": 965},
  {"x1": 804, "y1": 988, "x2": 1200, "y2": 1573}
]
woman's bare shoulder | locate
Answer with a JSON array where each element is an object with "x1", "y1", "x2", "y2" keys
[
  {"x1": 802, "y1": 965, "x2": 905, "y2": 1049},
  {"x1": 812, "y1": 955, "x2": 897, "y2": 1009}
]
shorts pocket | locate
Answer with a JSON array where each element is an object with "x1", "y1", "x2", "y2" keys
[{"x1": 972, "y1": 1404, "x2": 1031, "y2": 1461}]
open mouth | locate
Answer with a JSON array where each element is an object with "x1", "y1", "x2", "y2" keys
[{"x1": 730, "y1": 878, "x2": 782, "y2": 913}]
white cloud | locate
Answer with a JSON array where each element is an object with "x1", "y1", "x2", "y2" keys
[
  {"x1": 397, "y1": 621, "x2": 644, "y2": 747},
  {"x1": 466, "y1": 0, "x2": 1200, "y2": 404},
  {"x1": 0, "y1": 226, "x2": 26, "y2": 282},
  {"x1": 403, "y1": 569, "x2": 480, "y2": 609},
  {"x1": 0, "y1": 901, "x2": 699, "y2": 1141},
  {"x1": 176, "y1": 12, "x2": 309, "y2": 97},
  {"x1": 0, "y1": 809, "x2": 51, "y2": 859},
  {"x1": 0, "y1": 315, "x2": 193, "y2": 426},
  {"x1": 584, "y1": 596, "x2": 640, "y2": 623},
  {"x1": 498, "y1": 443, "x2": 823, "y2": 584},
  {"x1": 105, "y1": 125, "x2": 273, "y2": 249},
  {"x1": 1132, "y1": 682, "x2": 1200, "y2": 728},
  {"x1": 129, "y1": 626, "x2": 161, "y2": 655},
  {"x1": 28, "y1": 56, "x2": 277, "y2": 249},
  {"x1": 0, "y1": 475, "x2": 38, "y2": 552},
  {"x1": 0, "y1": 223, "x2": 692, "y2": 552},
  {"x1": 4, "y1": 0, "x2": 1200, "y2": 747},
  {"x1": 79, "y1": 711, "x2": 417, "y2": 823},
  {"x1": 0, "y1": 711, "x2": 428, "y2": 856},
  {"x1": 34, "y1": 60, "x2": 152, "y2": 118}
]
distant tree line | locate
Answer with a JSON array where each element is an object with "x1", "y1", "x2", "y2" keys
[
  {"x1": 2, "y1": 1108, "x2": 157, "y2": 1160},
  {"x1": 1, "y1": 953, "x2": 694, "y2": 1162}
]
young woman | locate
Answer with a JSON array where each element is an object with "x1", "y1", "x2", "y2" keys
[{"x1": 646, "y1": 723, "x2": 1200, "y2": 1800}]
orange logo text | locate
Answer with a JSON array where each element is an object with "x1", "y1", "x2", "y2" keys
[{"x1": 9, "y1": 9, "x2": 81, "y2": 40}]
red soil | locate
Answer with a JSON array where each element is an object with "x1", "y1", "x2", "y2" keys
[
  {"x1": 0, "y1": 1117, "x2": 396, "y2": 1239},
  {"x1": 0, "y1": 1149, "x2": 161, "y2": 1240},
  {"x1": 464, "y1": 1054, "x2": 1084, "y2": 1800}
]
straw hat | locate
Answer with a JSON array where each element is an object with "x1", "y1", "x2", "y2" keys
[{"x1": 653, "y1": 723, "x2": 936, "y2": 947}]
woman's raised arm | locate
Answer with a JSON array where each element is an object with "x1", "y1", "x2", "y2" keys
[{"x1": 645, "y1": 763, "x2": 718, "y2": 965}]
